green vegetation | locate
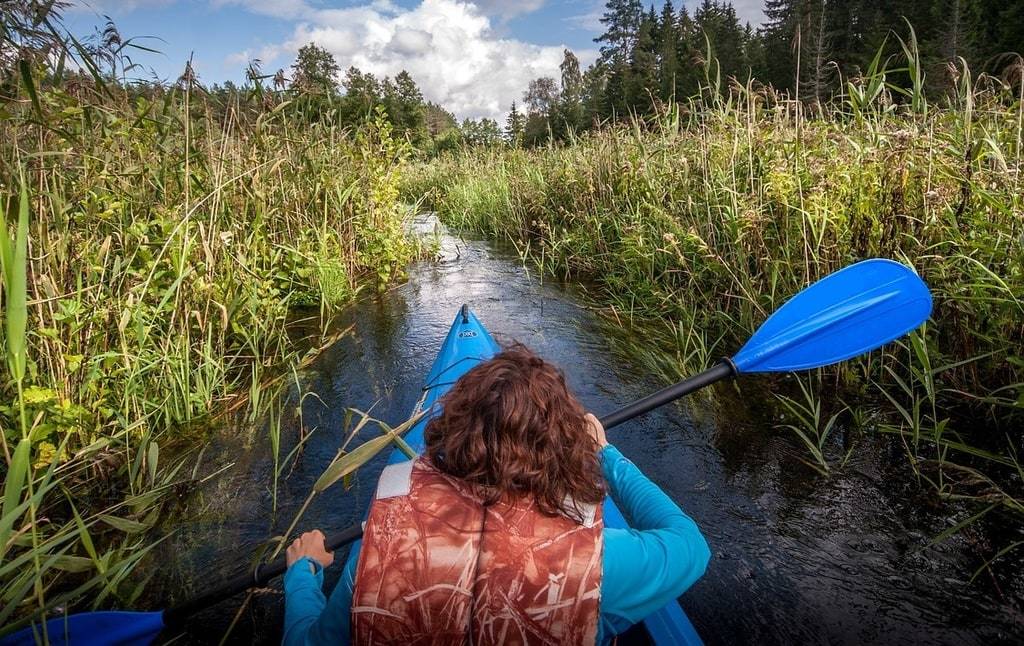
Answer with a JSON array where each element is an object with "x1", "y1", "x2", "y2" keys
[
  {"x1": 0, "y1": 4, "x2": 420, "y2": 635},
  {"x1": 3, "y1": 0, "x2": 1024, "y2": 635},
  {"x1": 509, "y1": 0, "x2": 1024, "y2": 146},
  {"x1": 405, "y1": 39, "x2": 1023, "y2": 577}
]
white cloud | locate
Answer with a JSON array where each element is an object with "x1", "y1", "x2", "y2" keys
[
  {"x1": 471, "y1": 0, "x2": 546, "y2": 20},
  {"x1": 228, "y1": 0, "x2": 595, "y2": 121},
  {"x1": 725, "y1": 0, "x2": 767, "y2": 27}
]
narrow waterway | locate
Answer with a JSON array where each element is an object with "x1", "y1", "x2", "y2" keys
[{"x1": 158, "y1": 220, "x2": 1022, "y2": 645}]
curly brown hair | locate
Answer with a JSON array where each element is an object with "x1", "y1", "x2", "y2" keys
[{"x1": 424, "y1": 344, "x2": 605, "y2": 524}]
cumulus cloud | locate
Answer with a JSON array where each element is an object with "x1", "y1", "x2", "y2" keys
[{"x1": 229, "y1": 0, "x2": 595, "y2": 121}]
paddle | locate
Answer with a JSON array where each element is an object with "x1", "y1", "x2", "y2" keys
[{"x1": 0, "y1": 258, "x2": 932, "y2": 646}]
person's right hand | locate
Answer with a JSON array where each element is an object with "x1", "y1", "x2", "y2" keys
[{"x1": 585, "y1": 413, "x2": 608, "y2": 448}]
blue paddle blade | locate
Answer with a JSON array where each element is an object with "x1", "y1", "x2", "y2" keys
[
  {"x1": 732, "y1": 259, "x2": 932, "y2": 373},
  {"x1": 0, "y1": 611, "x2": 164, "y2": 646}
]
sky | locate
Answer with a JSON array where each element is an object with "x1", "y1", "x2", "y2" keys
[{"x1": 66, "y1": 0, "x2": 767, "y2": 121}]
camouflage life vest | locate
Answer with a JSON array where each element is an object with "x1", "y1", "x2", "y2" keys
[{"x1": 351, "y1": 457, "x2": 604, "y2": 645}]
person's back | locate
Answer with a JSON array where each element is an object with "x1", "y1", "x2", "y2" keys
[{"x1": 283, "y1": 345, "x2": 710, "y2": 645}]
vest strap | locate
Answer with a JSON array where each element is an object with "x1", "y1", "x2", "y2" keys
[{"x1": 374, "y1": 459, "x2": 414, "y2": 499}]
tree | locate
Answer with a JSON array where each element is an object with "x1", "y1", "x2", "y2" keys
[
  {"x1": 339, "y1": 66, "x2": 381, "y2": 122},
  {"x1": 759, "y1": 0, "x2": 801, "y2": 92},
  {"x1": 694, "y1": 1, "x2": 748, "y2": 84},
  {"x1": 461, "y1": 118, "x2": 503, "y2": 146},
  {"x1": 523, "y1": 76, "x2": 560, "y2": 145},
  {"x1": 675, "y1": 3, "x2": 701, "y2": 98},
  {"x1": 802, "y1": 0, "x2": 835, "y2": 104},
  {"x1": 524, "y1": 76, "x2": 560, "y2": 116},
  {"x1": 581, "y1": 62, "x2": 608, "y2": 127},
  {"x1": 555, "y1": 49, "x2": 585, "y2": 137},
  {"x1": 657, "y1": 0, "x2": 681, "y2": 101},
  {"x1": 290, "y1": 43, "x2": 339, "y2": 95},
  {"x1": 627, "y1": 9, "x2": 660, "y2": 114},
  {"x1": 386, "y1": 70, "x2": 427, "y2": 141},
  {"x1": 595, "y1": 0, "x2": 643, "y2": 118},
  {"x1": 595, "y1": 0, "x2": 644, "y2": 63},
  {"x1": 425, "y1": 102, "x2": 457, "y2": 136},
  {"x1": 505, "y1": 101, "x2": 526, "y2": 145}
]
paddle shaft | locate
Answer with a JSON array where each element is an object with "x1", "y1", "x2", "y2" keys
[
  {"x1": 162, "y1": 360, "x2": 736, "y2": 625},
  {"x1": 162, "y1": 523, "x2": 363, "y2": 626},
  {"x1": 600, "y1": 360, "x2": 736, "y2": 430}
]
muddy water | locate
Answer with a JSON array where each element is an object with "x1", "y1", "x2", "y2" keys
[{"x1": 161, "y1": 221, "x2": 1022, "y2": 645}]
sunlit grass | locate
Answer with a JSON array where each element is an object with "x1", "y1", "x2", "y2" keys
[{"x1": 0, "y1": 64, "x2": 417, "y2": 633}]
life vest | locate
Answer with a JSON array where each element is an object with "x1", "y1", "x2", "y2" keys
[{"x1": 351, "y1": 456, "x2": 604, "y2": 645}]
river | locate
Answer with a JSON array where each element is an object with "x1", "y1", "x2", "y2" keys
[{"x1": 156, "y1": 219, "x2": 1022, "y2": 645}]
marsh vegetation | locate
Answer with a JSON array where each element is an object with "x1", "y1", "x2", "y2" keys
[{"x1": 1, "y1": 0, "x2": 1022, "y2": 640}]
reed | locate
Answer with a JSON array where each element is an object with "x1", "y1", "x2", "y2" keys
[
  {"x1": 406, "y1": 48, "x2": 1023, "y2": 572},
  {"x1": 0, "y1": 52, "x2": 417, "y2": 632}
]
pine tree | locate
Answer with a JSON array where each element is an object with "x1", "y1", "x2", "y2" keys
[
  {"x1": 595, "y1": 0, "x2": 643, "y2": 119},
  {"x1": 694, "y1": 1, "x2": 748, "y2": 85},
  {"x1": 595, "y1": 0, "x2": 644, "y2": 64},
  {"x1": 802, "y1": 0, "x2": 834, "y2": 103},
  {"x1": 386, "y1": 70, "x2": 427, "y2": 142},
  {"x1": 759, "y1": 0, "x2": 800, "y2": 92},
  {"x1": 657, "y1": 0, "x2": 680, "y2": 101},
  {"x1": 505, "y1": 101, "x2": 525, "y2": 146},
  {"x1": 627, "y1": 9, "x2": 660, "y2": 114},
  {"x1": 676, "y1": 4, "x2": 700, "y2": 97}
]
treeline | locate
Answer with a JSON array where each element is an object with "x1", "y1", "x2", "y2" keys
[
  {"x1": 514, "y1": 0, "x2": 1024, "y2": 146},
  {"x1": 204, "y1": 44, "x2": 473, "y2": 153}
]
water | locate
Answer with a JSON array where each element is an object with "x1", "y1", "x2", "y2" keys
[{"x1": 160, "y1": 219, "x2": 1023, "y2": 644}]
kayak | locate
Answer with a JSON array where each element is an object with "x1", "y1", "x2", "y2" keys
[{"x1": 346, "y1": 305, "x2": 703, "y2": 645}]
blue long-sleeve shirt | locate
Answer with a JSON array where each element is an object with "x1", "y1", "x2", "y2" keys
[{"x1": 283, "y1": 444, "x2": 710, "y2": 645}]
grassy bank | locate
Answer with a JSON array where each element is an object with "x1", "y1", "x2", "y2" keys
[
  {"x1": 405, "y1": 73, "x2": 1024, "y2": 566},
  {"x1": 0, "y1": 67, "x2": 417, "y2": 632}
]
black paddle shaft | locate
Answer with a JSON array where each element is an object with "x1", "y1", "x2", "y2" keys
[
  {"x1": 162, "y1": 523, "x2": 364, "y2": 626},
  {"x1": 162, "y1": 360, "x2": 736, "y2": 626},
  {"x1": 599, "y1": 360, "x2": 736, "y2": 430}
]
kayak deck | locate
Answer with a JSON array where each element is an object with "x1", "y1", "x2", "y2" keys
[{"x1": 358, "y1": 305, "x2": 702, "y2": 645}]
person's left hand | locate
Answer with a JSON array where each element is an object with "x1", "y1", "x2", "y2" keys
[{"x1": 286, "y1": 530, "x2": 335, "y2": 572}]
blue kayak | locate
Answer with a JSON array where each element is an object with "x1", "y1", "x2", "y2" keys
[{"x1": 346, "y1": 305, "x2": 703, "y2": 646}]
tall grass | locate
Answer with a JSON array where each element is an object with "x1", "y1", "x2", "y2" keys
[
  {"x1": 0, "y1": 57, "x2": 417, "y2": 633},
  {"x1": 405, "y1": 46, "x2": 1023, "y2": 572}
]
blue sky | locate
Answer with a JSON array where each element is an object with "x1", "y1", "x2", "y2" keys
[{"x1": 66, "y1": 1, "x2": 766, "y2": 120}]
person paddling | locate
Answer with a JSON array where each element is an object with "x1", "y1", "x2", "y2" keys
[{"x1": 282, "y1": 344, "x2": 710, "y2": 645}]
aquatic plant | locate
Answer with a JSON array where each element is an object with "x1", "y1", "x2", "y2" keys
[
  {"x1": 406, "y1": 39, "x2": 1024, "y2": 582},
  {"x1": 0, "y1": 45, "x2": 416, "y2": 635}
]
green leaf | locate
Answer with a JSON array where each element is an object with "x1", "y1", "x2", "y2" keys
[
  {"x1": 147, "y1": 441, "x2": 159, "y2": 486},
  {"x1": 98, "y1": 514, "x2": 150, "y2": 534},
  {"x1": 0, "y1": 439, "x2": 31, "y2": 562},
  {"x1": 51, "y1": 555, "x2": 95, "y2": 573},
  {"x1": 4, "y1": 177, "x2": 29, "y2": 383},
  {"x1": 313, "y1": 433, "x2": 395, "y2": 493},
  {"x1": 18, "y1": 60, "x2": 43, "y2": 121},
  {"x1": 22, "y1": 387, "x2": 56, "y2": 405}
]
